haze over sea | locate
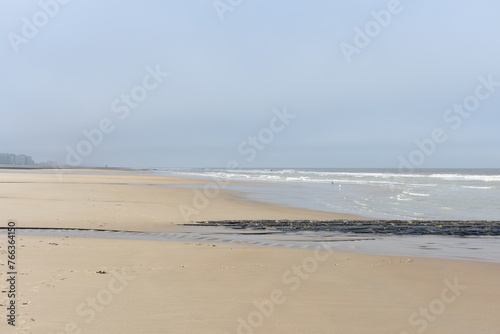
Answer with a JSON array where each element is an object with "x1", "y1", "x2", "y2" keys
[{"x1": 157, "y1": 168, "x2": 500, "y2": 221}]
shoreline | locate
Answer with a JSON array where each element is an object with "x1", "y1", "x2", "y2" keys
[
  {"x1": 154, "y1": 167, "x2": 500, "y2": 221},
  {"x1": 1, "y1": 168, "x2": 499, "y2": 333},
  {"x1": 0, "y1": 168, "x2": 366, "y2": 232}
]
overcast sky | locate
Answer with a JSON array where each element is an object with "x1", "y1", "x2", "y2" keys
[{"x1": 1, "y1": 0, "x2": 499, "y2": 168}]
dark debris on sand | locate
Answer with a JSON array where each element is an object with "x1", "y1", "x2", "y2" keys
[{"x1": 184, "y1": 220, "x2": 500, "y2": 236}]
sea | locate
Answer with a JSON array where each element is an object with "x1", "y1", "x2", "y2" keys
[{"x1": 154, "y1": 168, "x2": 500, "y2": 221}]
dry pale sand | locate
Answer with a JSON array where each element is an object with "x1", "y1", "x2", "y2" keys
[
  {"x1": 0, "y1": 169, "x2": 499, "y2": 334},
  {"x1": 0, "y1": 169, "x2": 361, "y2": 231}
]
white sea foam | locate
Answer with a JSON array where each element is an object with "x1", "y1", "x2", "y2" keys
[
  {"x1": 402, "y1": 190, "x2": 431, "y2": 197},
  {"x1": 157, "y1": 168, "x2": 500, "y2": 220},
  {"x1": 430, "y1": 173, "x2": 500, "y2": 182}
]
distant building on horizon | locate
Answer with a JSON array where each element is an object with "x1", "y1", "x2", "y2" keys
[{"x1": 0, "y1": 153, "x2": 35, "y2": 165}]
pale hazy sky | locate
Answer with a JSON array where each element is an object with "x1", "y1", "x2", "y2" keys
[{"x1": 1, "y1": 0, "x2": 499, "y2": 168}]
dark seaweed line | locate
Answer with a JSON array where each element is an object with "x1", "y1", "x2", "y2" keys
[{"x1": 185, "y1": 220, "x2": 500, "y2": 236}]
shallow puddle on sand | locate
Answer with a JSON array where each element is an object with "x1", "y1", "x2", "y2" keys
[{"x1": 2, "y1": 226, "x2": 499, "y2": 263}]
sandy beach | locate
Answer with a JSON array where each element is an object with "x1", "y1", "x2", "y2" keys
[
  {"x1": 0, "y1": 169, "x2": 360, "y2": 231},
  {"x1": 1, "y1": 169, "x2": 499, "y2": 333}
]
